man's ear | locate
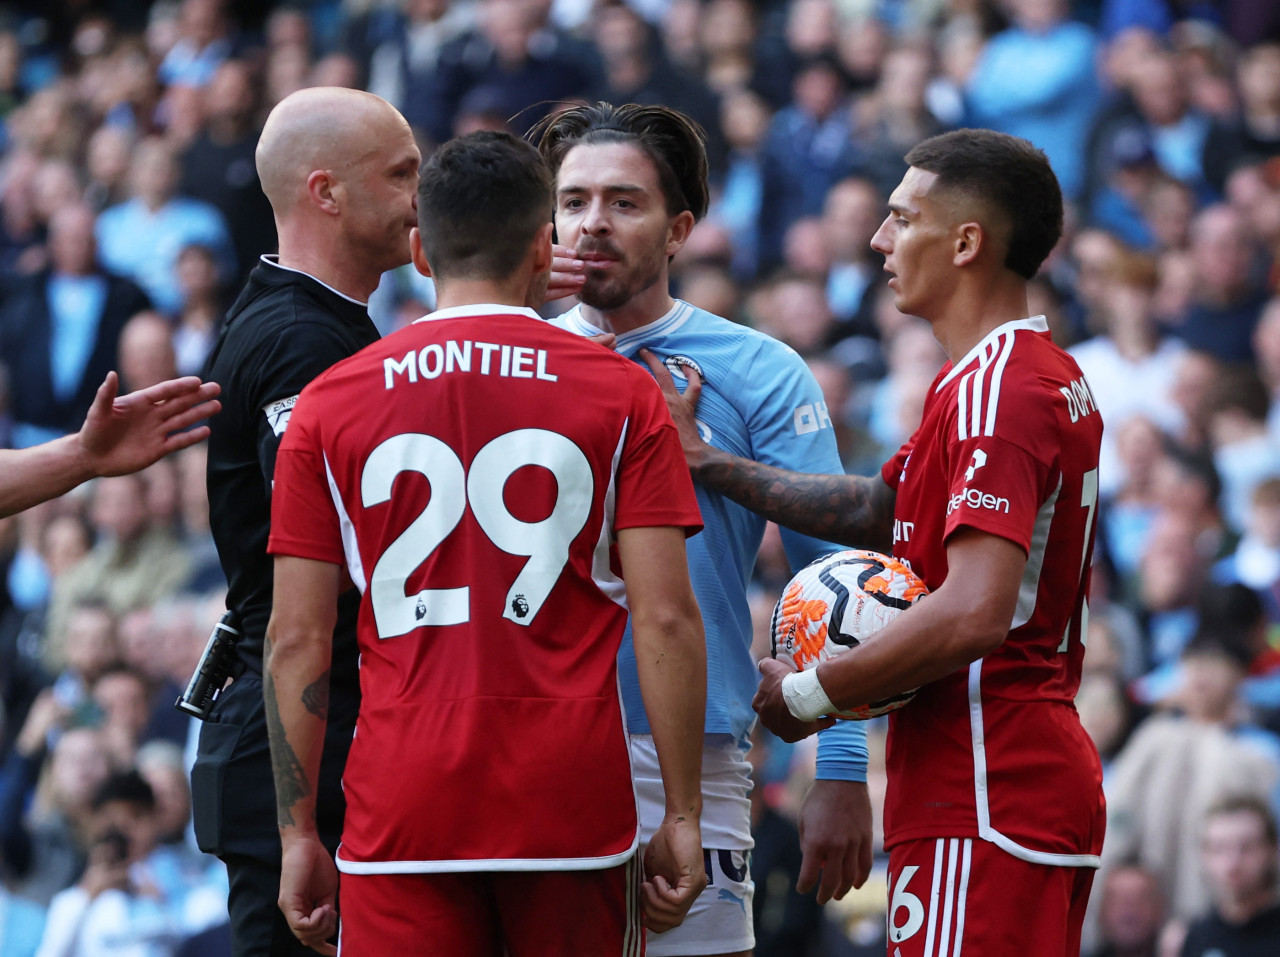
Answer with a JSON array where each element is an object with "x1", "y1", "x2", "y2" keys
[
  {"x1": 410, "y1": 227, "x2": 432, "y2": 278},
  {"x1": 306, "y1": 169, "x2": 340, "y2": 215},
  {"x1": 954, "y1": 221, "x2": 984, "y2": 268},
  {"x1": 531, "y1": 221, "x2": 555, "y2": 274},
  {"x1": 665, "y1": 209, "x2": 696, "y2": 259}
]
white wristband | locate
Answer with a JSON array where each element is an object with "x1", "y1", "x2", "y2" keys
[{"x1": 781, "y1": 668, "x2": 837, "y2": 722}]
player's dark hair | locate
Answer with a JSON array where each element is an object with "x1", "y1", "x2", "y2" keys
[
  {"x1": 531, "y1": 102, "x2": 709, "y2": 222},
  {"x1": 417, "y1": 131, "x2": 552, "y2": 282},
  {"x1": 91, "y1": 770, "x2": 156, "y2": 812},
  {"x1": 904, "y1": 129, "x2": 1063, "y2": 280}
]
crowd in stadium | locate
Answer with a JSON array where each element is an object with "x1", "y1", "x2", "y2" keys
[{"x1": 0, "y1": 0, "x2": 1279, "y2": 954}]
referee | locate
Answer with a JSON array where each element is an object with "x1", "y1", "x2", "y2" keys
[{"x1": 193, "y1": 87, "x2": 419, "y2": 957}]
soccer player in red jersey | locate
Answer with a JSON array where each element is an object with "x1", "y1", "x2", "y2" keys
[
  {"x1": 263, "y1": 132, "x2": 708, "y2": 955},
  {"x1": 656, "y1": 128, "x2": 1106, "y2": 955}
]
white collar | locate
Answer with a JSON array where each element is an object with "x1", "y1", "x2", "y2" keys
[
  {"x1": 413, "y1": 303, "x2": 543, "y2": 323},
  {"x1": 935, "y1": 315, "x2": 1048, "y2": 392},
  {"x1": 259, "y1": 255, "x2": 368, "y2": 306}
]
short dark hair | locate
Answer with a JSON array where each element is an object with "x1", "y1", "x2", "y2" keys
[
  {"x1": 417, "y1": 131, "x2": 552, "y2": 282},
  {"x1": 91, "y1": 770, "x2": 155, "y2": 812},
  {"x1": 904, "y1": 129, "x2": 1063, "y2": 280},
  {"x1": 532, "y1": 102, "x2": 709, "y2": 221}
]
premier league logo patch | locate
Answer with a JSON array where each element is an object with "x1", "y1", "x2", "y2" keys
[{"x1": 663, "y1": 354, "x2": 706, "y2": 384}]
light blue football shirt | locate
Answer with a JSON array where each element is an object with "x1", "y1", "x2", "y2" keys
[{"x1": 554, "y1": 300, "x2": 867, "y2": 780}]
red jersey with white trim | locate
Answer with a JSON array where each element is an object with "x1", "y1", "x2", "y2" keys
[
  {"x1": 268, "y1": 304, "x2": 702, "y2": 873},
  {"x1": 879, "y1": 316, "x2": 1106, "y2": 866}
]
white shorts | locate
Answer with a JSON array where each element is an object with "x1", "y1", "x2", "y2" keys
[{"x1": 631, "y1": 733, "x2": 755, "y2": 956}]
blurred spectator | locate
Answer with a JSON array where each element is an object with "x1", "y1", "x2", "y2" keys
[
  {"x1": 1205, "y1": 369, "x2": 1280, "y2": 534},
  {"x1": 117, "y1": 312, "x2": 179, "y2": 394},
  {"x1": 757, "y1": 55, "x2": 858, "y2": 268},
  {"x1": 430, "y1": 0, "x2": 602, "y2": 144},
  {"x1": 1099, "y1": 415, "x2": 1166, "y2": 596},
  {"x1": 1252, "y1": 299, "x2": 1280, "y2": 442},
  {"x1": 359, "y1": 0, "x2": 471, "y2": 141},
  {"x1": 589, "y1": 2, "x2": 724, "y2": 173},
  {"x1": 1089, "y1": 862, "x2": 1165, "y2": 957},
  {"x1": 94, "y1": 137, "x2": 234, "y2": 317},
  {"x1": 82, "y1": 126, "x2": 135, "y2": 214},
  {"x1": 34, "y1": 769, "x2": 225, "y2": 957},
  {"x1": 157, "y1": 0, "x2": 233, "y2": 90},
  {"x1": 0, "y1": 851, "x2": 44, "y2": 957},
  {"x1": 2, "y1": 725, "x2": 110, "y2": 906},
  {"x1": 1165, "y1": 204, "x2": 1269, "y2": 364},
  {"x1": 1088, "y1": 128, "x2": 1164, "y2": 249},
  {"x1": 1203, "y1": 41, "x2": 1280, "y2": 196},
  {"x1": 1214, "y1": 478, "x2": 1280, "y2": 621},
  {"x1": 171, "y1": 245, "x2": 225, "y2": 377},
  {"x1": 965, "y1": 0, "x2": 1100, "y2": 200},
  {"x1": 1106, "y1": 633, "x2": 1280, "y2": 922},
  {"x1": 1179, "y1": 795, "x2": 1280, "y2": 956},
  {"x1": 0, "y1": 203, "x2": 151, "y2": 449},
  {"x1": 848, "y1": 43, "x2": 942, "y2": 199},
  {"x1": 177, "y1": 60, "x2": 276, "y2": 286},
  {"x1": 820, "y1": 176, "x2": 883, "y2": 337},
  {"x1": 90, "y1": 667, "x2": 152, "y2": 769},
  {"x1": 1069, "y1": 245, "x2": 1187, "y2": 499},
  {"x1": 709, "y1": 87, "x2": 771, "y2": 279},
  {"x1": 43, "y1": 475, "x2": 192, "y2": 672}
]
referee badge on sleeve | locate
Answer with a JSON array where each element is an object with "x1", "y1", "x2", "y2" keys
[{"x1": 264, "y1": 394, "x2": 299, "y2": 436}]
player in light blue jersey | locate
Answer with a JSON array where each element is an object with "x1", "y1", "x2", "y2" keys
[{"x1": 535, "y1": 102, "x2": 870, "y2": 957}]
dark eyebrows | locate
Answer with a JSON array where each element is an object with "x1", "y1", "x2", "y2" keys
[{"x1": 556, "y1": 183, "x2": 647, "y2": 198}]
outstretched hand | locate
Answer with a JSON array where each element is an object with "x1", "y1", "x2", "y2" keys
[
  {"x1": 753, "y1": 658, "x2": 835, "y2": 743},
  {"x1": 641, "y1": 814, "x2": 707, "y2": 934},
  {"x1": 79, "y1": 372, "x2": 221, "y2": 477},
  {"x1": 638, "y1": 348, "x2": 712, "y2": 470}
]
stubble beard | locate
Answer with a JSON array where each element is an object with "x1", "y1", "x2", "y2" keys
[{"x1": 577, "y1": 250, "x2": 665, "y2": 313}]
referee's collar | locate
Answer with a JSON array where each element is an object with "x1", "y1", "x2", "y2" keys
[{"x1": 257, "y1": 255, "x2": 369, "y2": 307}]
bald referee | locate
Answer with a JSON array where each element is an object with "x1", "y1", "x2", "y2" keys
[{"x1": 191, "y1": 88, "x2": 419, "y2": 956}]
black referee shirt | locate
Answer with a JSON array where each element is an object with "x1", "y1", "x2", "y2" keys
[{"x1": 205, "y1": 256, "x2": 380, "y2": 679}]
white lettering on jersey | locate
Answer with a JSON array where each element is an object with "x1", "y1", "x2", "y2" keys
[
  {"x1": 964, "y1": 448, "x2": 987, "y2": 482},
  {"x1": 695, "y1": 419, "x2": 713, "y2": 444},
  {"x1": 384, "y1": 342, "x2": 558, "y2": 390},
  {"x1": 1059, "y1": 376, "x2": 1098, "y2": 423},
  {"x1": 946, "y1": 487, "x2": 1011, "y2": 516},
  {"x1": 893, "y1": 519, "x2": 914, "y2": 544},
  {"x1": 264, "y1": 395, "x2": 299, "y2": 436},
  {"x1": 794, "y1": 400, "x2": 832, "y2": 435}
]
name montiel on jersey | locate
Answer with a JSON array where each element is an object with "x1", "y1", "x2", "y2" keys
[{"x1": 383, "y1": 340, "x2": 559, "y2": 389}]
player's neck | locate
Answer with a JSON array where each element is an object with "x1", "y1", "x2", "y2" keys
[
  {"x1": 435, "y1": 279, "x2": 540, "y2": 313},
  {"x1": 579, "y1": 283, "x2": 676, "y2": 336},
  {"x1": 930, "y1": 277, "x2": 1031, "y2": 360}
]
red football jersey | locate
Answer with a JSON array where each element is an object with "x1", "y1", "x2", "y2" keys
[
  {"x1": 880, "y1": 316, "x2": 1106, "y2": 866},
  {"x1": 269, "y1": 304, "x2": 702, "y2": 874}
]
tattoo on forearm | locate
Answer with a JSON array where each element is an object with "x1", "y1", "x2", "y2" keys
[
  {"x1": 699, "y1": 458, "x2": 894, "y2": 550},
  {"x1": 263, "y1": 659, "x2": 311, "y2": 828},
  {"x1": 301, "y1": 670, "x2": 330, "y2": 718}
]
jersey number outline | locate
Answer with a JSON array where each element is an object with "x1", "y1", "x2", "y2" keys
[
  {"x1": 360, "y1": 429, "x2": 594, "y2": 638},
  {"x1": 1057, "y1": 467, "x2": 1098, "y2": 653}
]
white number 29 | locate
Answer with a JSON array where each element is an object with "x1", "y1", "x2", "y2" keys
[{"x1": 360, "y1": 429, "x2": 593, "y2": 639}]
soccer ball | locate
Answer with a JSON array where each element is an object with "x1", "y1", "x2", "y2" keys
[{"x1": 770, "y1": 549, "x2": 928, "y2": 720}]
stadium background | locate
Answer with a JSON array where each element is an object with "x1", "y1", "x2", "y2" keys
[{"x1": 0, "y1": 0, "x2": 1278, "y2": 953}]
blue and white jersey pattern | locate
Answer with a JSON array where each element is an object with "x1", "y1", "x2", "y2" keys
[{"x1": 554, "y1": 300, "x2": 867, "y2": 777}]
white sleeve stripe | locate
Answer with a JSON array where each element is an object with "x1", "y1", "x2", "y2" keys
[{"x1": 323, "y1": 453, "x2": 367, "y2": 594}]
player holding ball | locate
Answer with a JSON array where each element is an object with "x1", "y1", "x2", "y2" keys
[{"x1": 657, "y1": 128, "x2": 1106, "y2": 957}]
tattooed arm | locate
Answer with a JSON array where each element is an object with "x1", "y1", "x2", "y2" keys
[
  {"x1": 640, "y1": 350, "x2": 896, "y2": 550},
  {"x1": 265, "y1": 555, "x2": 342, "y2": 956}
]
